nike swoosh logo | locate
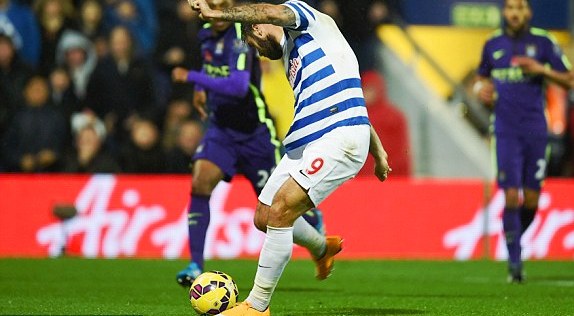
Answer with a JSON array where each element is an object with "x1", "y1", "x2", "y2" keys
[
  {"x1": 493, "y1": 49, "x2": 505, "y2": 60},
  {"x1": 299, "y1": 170, "x2": 309, "y2": 178},
  {"x1": 258, "y1": 264, "x2": 272, "y2": 269}
]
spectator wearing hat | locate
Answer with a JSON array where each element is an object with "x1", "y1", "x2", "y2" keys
[{"x1": 62, "y1": 111, "x2": 121, "y2": 173}]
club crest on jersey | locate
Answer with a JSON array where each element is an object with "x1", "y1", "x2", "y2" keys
[
  {"x1": 215, "y1": 39, "x2": 225, "y2": 55},
  {"x1": 288, "y1": 57, "x2": 302, "y2": 87},
  {"x1": 526, "y1": 45, "x2": 537, "y2": 58},
  {"x1": 233, "y1": 39, "x2": 249, "y2": 54}
]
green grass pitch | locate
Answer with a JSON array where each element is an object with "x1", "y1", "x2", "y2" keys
[{"x1": 1, "y1": 258, "x2": 573, "y2": 315}]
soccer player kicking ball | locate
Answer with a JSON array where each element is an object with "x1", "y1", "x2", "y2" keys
[
  {"x1": 474, "y1": 0, "x2": 574, "y2": 283},
  {"x1": 171, "y1": 0, "x2": 326, "y2": 288},
  {"x1": 189, "y1": 0, "x2": 391, "y2": 314}
]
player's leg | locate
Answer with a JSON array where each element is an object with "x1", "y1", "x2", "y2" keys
[
  {"x1": 521, "y1": 136, "x2": 548, "y2": 234},
  {"x1": 248, "y1": 151, "x2": 328, "y2": 268},
  {"x1": 521, "y1": 189, "x2": 540, "y2": 233},
  {"x1": 239, "y1": 126, "x2": 327, "y2": 236},
  {"x1": 247, "y1": 178, "x2": 316, "y2": 313},
  {"x1": 177, "y1": 129, "x2": 238, "y2": 287},
  {"x1": 495, "y1": 134, "x2": 524, "y2": 282},
  {"x1": 177, "y1": 159, "x2": 225, "y2": 287},
  {"x1": 302, "y1": 208, "x2": 326, "y2": 235},
  {"x1": 254, "y1": 203, "x2": 326, "y2": 261},
  {"x1": 221, "y1": 126, "x2": 370, "y2": 315},
  {"x1": 239, "y1": 127, "x2": 327, "y2": 259},
  {"x1": 505, "y1": 135, "x2": 548, "y2": 283}
]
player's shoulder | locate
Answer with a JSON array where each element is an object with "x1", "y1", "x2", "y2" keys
[
  {"x1": 281, "y1": 0, "x2": 318, "y2": 16},
  {"x1": 228, "y1": 22, "x2": 244, "y2": 40},
  {"x1": 482, "y1": 29, "x2": 504, "y2": 49},
  {"x1": 486, "y1": 29, "x2": 504, "y2": 41},
  {"x1": 528, "y1": 27, "x2": 559, "y2": 44},
  {"x1": 197, "y1": 23, "x2": 213, "y2": 41}
]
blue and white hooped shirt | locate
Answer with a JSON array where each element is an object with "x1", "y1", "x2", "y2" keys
[{"x1": 280, "y1": 0, "x2": 370, "y2": 152}]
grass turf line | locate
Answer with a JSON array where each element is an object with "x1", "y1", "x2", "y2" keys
[{"x1": 1, "y1": 259, "x2": 573, "y2": 315}]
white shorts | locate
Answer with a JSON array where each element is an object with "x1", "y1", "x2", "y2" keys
[{"x1": 258, "y1": 125, "x2": 370, "y2": 207}]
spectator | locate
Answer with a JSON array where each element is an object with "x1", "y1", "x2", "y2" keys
[
  {"x1": 77, "y1": 0, "x2": 109, "y2": 58},
  {"x1": 165, "y1": 119, "x2": 203, "y2": 173},
  {"x1": 86, "y1": 25, "x2": 157, "y2": 144},
  {"x1": 48, "y1": 66, "x2": 80, "y2": 122},
  {"x1": 358, "y1": 70, "x2": 411, "y2": 176},
  {"x1": 62, "y1": 112, "x2": 121, "y2": 173},
  {"x1": 0, "y1": 31, "x2": 33, "y2": 139},
  {"x1": 56, "y1": 30, "x2": 97, "y2": 103},
  {"x1": 161, "y1": 98, "x2": 195, "y2": 151},
  {"x1": 154, "y1": 0, "x2": 202, "y2": 103},
  {"x1": 563, "y1": 95, "x2": 574, "y2": 177},
  {"x1": 118, "y1": 117, "x2": 165, "y2": 173},
  {"x1": 1, "y1": 75, "x2": 67, "y2": 172},
  {"x1": 103, "y1": 0, "x2": 157, "y2": 56},
  {"x1": 337, "y1": 0, "x2": 390, "y2": 71},
  {"x1": 0, "y1": 0, "x2": 41, "y2": 66},
  {"x1": 318, "y1": 0, "x2": 342, "y2": 26},
  {"x1": 32, "y1": 0, "x2": 78, "y2": 74}
]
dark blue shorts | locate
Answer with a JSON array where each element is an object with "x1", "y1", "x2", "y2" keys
[
  {"x1": 495, "y1": 133, "x2": 548, "y2": 191},
  {"x1": 193, "y1": 124, "x2": 280, "y2": 195}
]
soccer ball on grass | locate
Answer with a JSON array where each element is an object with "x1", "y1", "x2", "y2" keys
[{"x1": 189, "y1": 271, "x2": 239, "y2": 315}]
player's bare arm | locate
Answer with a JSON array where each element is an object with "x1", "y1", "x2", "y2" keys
[
  {"x1": 368, "y1": 126, "x2": 391, "y2": 181},
  {"x1": 189, "y1": 0, "x2": 296, "y2": 26}
]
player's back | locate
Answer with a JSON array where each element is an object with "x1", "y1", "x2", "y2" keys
[{"x1": 281, "y1": 0, "x2": 369, "y2": 152}]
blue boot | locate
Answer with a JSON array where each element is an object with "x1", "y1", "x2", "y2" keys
[{"x1": 176, "y1": 261, "x2": 202, "y2": 287}]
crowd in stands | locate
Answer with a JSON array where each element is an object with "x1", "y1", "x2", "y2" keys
[{"x1": 0, "y1": 0, "x2": 411, "y2": 175}]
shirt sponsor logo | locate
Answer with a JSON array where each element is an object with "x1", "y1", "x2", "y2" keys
[{"x1": 288, "y1": 57, "x2": 302, "y2": 87}]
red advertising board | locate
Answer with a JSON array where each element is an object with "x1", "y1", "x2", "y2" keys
[{"x1": 1, "y1": 174, "x2": 573, "y2": 260}]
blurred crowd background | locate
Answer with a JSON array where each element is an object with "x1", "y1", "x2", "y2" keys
[{"x1": 0, "y1": 0, "x2": 573, "y2": 178}]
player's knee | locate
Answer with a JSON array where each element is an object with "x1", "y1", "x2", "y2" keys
[
  {"x1": 191, "y1": 182, "x2": 213, "y2": 195},
  {"x1": 268, "y1": 199, "x2": 297, "y2": 228},
  {"x1": 253, "y1": 217, "x2": 267, "y2": 232},
  {"x1": 523, "y1": 196, "x2": 539, "y2": 210},
  {"x1": 504, "y1": 189, "x2": 520, "y2": 209},
  {"x1": 523, "y1": 189, "x2": 540, "y2": 210},
  {"x1": 253, "y1": 203, "x2": 269, "y2": 232},
  {"x1": 191, "y1": 176, "x2": 218, "y2": 195}
]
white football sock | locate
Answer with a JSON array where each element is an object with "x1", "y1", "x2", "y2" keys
[
  {"x1": 246, "y1": 226, "x2": 293, "y2": 312},
  {"x1": 293, "y1": 216, "x2": 326, "y2": 258}
]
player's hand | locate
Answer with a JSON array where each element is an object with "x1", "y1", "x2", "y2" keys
[
  {"x1": 193, "y1": 90, "x2": 208, "y2": 121},
  {"x1": 512, "y1": 56, "x2": 546, "y2": 75},
  {"x1": 374, "y1": 151, "x2": 391, "y2": 182},
  {"x1": 476, "y1": 80, "x2": 495, "y2": 106},
  {"x1": 172, "y1": 67, "x2": 189, "y2": 83},
  {"x1": 188, "y1": 0, "x2": 215, "y2": 20}
]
